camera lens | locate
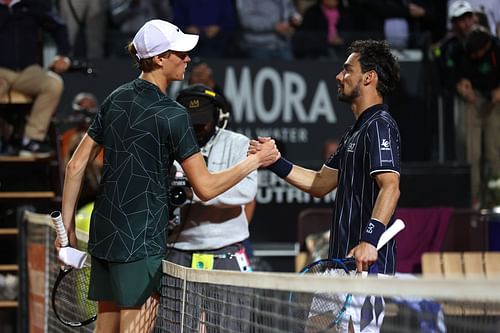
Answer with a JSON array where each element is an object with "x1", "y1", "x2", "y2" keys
[{"x1": 170, "y1": 187, "x2": 187, "y2": 206}]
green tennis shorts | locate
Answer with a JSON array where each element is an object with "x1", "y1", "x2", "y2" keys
[{"x1": 88, "y1": 254, "x2": 163, "y2": 308}]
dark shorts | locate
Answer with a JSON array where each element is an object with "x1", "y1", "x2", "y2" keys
[{"x1": 88, "y1": 254, "x2": 163, "y2": 308}]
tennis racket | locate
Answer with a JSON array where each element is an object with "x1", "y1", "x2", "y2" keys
[
  {"x1": 290, "y1": 219, "x2": 405, "y2": 333},
  {"x1": 50, "y1": 211, "x2": 97, "y2": 327}
]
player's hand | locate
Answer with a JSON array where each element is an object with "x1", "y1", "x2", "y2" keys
[
  {"x1": 347, "y1": 241, "x2": 378, "y2": 273},
  {"x1": 248, "y1": 136, "x2": 272, "y2": 155},
  {"x1": 254, "y1": 139, "x2": 280, "y2": 167},
  {"x1": 54, "y1": 229, "x2": 78, "y2": 252}
]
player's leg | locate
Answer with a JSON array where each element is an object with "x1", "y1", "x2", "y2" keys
[
  {"x1": 108, "y1": 255, "x2": 163, "y2": 332},
  {"x1": 95, "y1": 301, "x2": 120, "y2": 333},
  {"x1": 119, "y1": 294, "x2": 159, "y2": 333}
]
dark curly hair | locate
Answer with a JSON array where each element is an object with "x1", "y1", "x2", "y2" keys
[{"x1": 347, "y1": 40, "x2": 400, "y2": 97}]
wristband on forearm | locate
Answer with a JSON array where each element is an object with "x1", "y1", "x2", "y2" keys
[
  {"x1": 267, "y1": 157, "x2": 293, "y2": 179},
  {"x1": 360, "y1": 218, "x2": 386, "y2": 247}
]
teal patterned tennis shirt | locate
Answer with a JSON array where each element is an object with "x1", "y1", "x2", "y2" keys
[{"x1": 87, "y1": 78, "x2": 200, "y2": 262}]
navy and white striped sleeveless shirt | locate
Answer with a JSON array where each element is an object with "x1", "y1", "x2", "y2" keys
[{"x1": 324, "y1": 104, "x2": 401, "y2": 274}]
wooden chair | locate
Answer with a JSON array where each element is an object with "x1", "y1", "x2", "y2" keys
[
  {"x1": 422, "y1": 252, "x2": 500, "y2": 316},
  {"x1": 0, "y1": 90, "x2": 33, "y2": 147},
  {"x1": 422, "y1": 252, "x2": 500, "y2": 278}
]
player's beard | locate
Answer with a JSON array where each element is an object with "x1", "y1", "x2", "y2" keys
[{"x1": 338, "y1": 80, "x2": 361, "y2": 103}]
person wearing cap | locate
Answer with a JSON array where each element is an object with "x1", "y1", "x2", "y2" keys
[
  {"x1": 56, "y1": 19, "x2": 279, "y2": 333},
  {"x1": 435, "y1": 0, "x2": 476, "y2": 90},
  {"x1": 433, "y1": 0, "x2": 476, "y2": 162},
  {"x1": 165, "y1": 83, "x2": 256, "y2": 331},
  {"x1": 188, "y1": 61, "x2": 233, "y2": 120}
]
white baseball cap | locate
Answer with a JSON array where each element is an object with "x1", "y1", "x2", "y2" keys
[
  {"x1": 132, "y1": 20, "x2": 199, "y2": 59},
  {"x1": 449, "y1": 0, "x2": 473, "y2": 20}
]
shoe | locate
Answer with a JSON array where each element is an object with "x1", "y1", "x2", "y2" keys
[{"x1": 18, "y1": 139, "x2": 53, "y2": 158}]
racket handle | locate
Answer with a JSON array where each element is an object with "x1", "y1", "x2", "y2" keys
[
  {"x1": 50, "y1": 211, "x2": 69, "y2": 247},
  {"x1": 376, "y1": 218, "x2": 405, "y2": 250}
]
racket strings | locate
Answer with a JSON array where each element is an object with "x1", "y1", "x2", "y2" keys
[
  {"x1": 53, "y1": 267, "x2": 97, "y2": 324},
  {"x1": 290, "y1": 259, "x2": 356, "y2": 333}
]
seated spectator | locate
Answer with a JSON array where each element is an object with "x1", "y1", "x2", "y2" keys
[
  {"x1": 293, "y1": 0, "x2": 347, "y2": 59},
  {"x1": 235, "y1": 0, "x2": 302, "y2": 60},
  {"x1": 172, "y1": 0, "x2": 236, "y2": 58},
  {"x1": 58, "y1": 0, "x2": 108, "y2": 59},
  {"x1": 0, "y1": 0, "x2": 71, "y2": 157}
]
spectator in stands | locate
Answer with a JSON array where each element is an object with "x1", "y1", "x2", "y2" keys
[
  {"x1": 449, "y1": 0, "x2": 500, "y2": 36},
  {"x1": 433, "y1": 0, "x2": 476, "y2": 161},
  {"x1": 456, "y1": 27, "x2": 500, "y2": 208},
  {"x1": 235, "y1": 0, "x2": 302, "y2": 60},
  {"x1": 188, "y1": 61, "x2": 233, "y2": 122},
  {"x1": 172, "y1": 0, "x2": 237, "y2": 58},
  {"x1": 108, "y1": 0, "x2": 172, "y2": 57},
  {"x1": 344, "y1": 0, "x2": 434, "y2": 50},
  {"x1": 0, "y1": 0, "x2": 71, "y2": 158},
  {"x1": 293, "y1": 0, "x2": 347, "y2": 59},
  {"x1": 58, "y1": 0, "x2": 108, "y2": 59}
]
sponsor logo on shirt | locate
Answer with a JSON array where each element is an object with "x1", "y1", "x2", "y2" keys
[
  {"x1": 380, "y1": 139, "x2": 391, "y2": 151},
  {"x1": 347, "y1": 142, "x2": 356, "y2": 152}
]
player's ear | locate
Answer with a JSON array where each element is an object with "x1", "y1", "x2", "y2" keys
[{"x1": 363, "y1": 70, "x2": 377, "y2": 86}]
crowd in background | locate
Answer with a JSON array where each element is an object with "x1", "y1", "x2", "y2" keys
[
  {"x1": 50, "y1": 0, "x2": 500, "y2": 62},
  {"x1": 55, "y1": 0, "x2": 448, "y2": 61}
]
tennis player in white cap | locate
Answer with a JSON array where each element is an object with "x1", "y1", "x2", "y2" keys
[{"x1": 57, "y1": 19, "x2": 279, "y2": 332}]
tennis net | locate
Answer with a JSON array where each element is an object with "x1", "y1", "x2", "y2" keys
[
  {"x1": 26, "y1": 212, "x2": 500, "y2": 333},
  {"x1": 156, "y1": 260, "x2": 500, "y2": 333}
]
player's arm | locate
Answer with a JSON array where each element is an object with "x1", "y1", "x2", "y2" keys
[
  {"x1": 283, "y1": 164, "x2": 338, "y2": 197},
  {"x1": 348, "y1": 171, "x2": 400, "y2": 271},
  {"x1": 371, "y1": 171, "x2": 400, "y2": 226},
  {"x1": 181, "y1": 140, "x2": 278, "y2": 201},
  {"x1": 248, "y1": 138, "x2": 338, "y2": 197},
  {"x1": 62, "y1": 134, "x2": 102, "y2": 247},
  {"x1": 197, "y1": 137, "x2": 258, "y2": 207}
]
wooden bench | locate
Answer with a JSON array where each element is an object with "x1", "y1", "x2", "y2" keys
[
  {"x1": 422, "y1": 252, "x2": 500, "y2": 316},
  {"x1": 0, "y1": 90, "x2": 33, "y2": 104}
]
